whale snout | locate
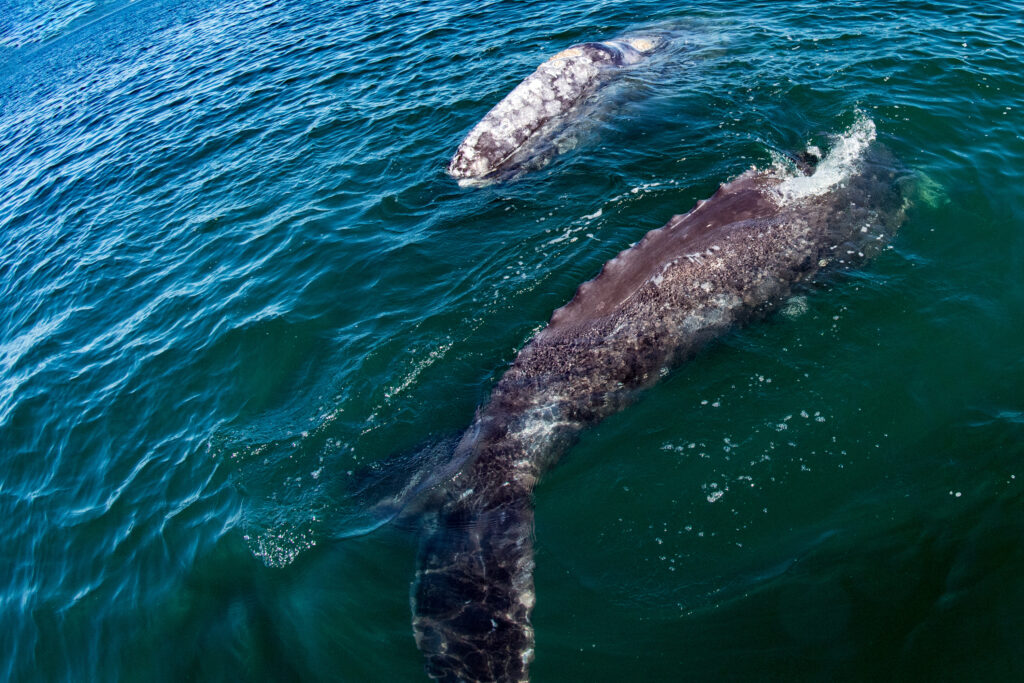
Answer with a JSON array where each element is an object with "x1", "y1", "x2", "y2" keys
[
  {"x1": 621, "y1": 36, "x2": 663, "y2": 53},
  {"x1": 605, "y1": 35, "x2": 665, "y2": 65}
]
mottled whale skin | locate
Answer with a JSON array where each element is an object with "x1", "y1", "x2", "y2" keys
[
  {"x1": 448, "y1": 36, "x2": 661, "y2": 186},
  {"x1": 412, "y1": 122, "x2": 905, "y2": 682}
]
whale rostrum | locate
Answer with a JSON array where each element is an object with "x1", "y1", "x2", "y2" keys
[
  {"x1": 448, "y1": 36, "x2": 663, "y2": 186},
  {"x1": 413, "y1": 120, "x2": 906, "y2": 681}
]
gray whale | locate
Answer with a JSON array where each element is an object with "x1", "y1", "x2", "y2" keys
[
  {"x1": 448, "y1": 36, "x2": 663, "y2": 186},
  {"x1": 412, "y1": 120, "x2": 906, "y2": 681}
]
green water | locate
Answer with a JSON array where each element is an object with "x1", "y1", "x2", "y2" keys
[{"x1": 1, "y1": 0, "x2": 1022, "y2": 680}]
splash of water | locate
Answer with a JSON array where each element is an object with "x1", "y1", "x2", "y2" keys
[{"x1": 774, "y1": 115, "x2": 877, "y2": 202}]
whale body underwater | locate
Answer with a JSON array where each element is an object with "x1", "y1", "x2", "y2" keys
[
  {"x1": 398, "y1": 119, "x2": 908, "y2": 681},
  {"x1": 448, "y1": 35, "x2": 663, "y2": 185}
]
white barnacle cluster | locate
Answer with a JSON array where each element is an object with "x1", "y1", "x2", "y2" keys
[{"x1": 649, "y1": 257, "x2": 680, "y2": 287}]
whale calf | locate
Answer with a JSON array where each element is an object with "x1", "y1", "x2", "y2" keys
[
  {"x1": 448, "y1": 35, "x2": 662, "y2": 186},
  {"x1": 411, "y1": 119, "x2": 906, "y2": 681}
]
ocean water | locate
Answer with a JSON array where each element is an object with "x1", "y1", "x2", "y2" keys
[{"x1": 1, "y1": 0, "x2": 1022, "y2": 680}]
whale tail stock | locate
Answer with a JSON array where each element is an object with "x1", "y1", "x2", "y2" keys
[
  {"x1": 408, "y1": 407, "x2": 545, "y2": 683},
  {"x1": 413, "y1": 496, "x2": 536, "y2": 683}
]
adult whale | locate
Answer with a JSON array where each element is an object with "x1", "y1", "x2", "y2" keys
[
  {"x1": 448, "y1": 35, "x2": 663, "y2": 186},
  {"x1": 411, "y1": 120, "x2": 906, "y2": 681}
]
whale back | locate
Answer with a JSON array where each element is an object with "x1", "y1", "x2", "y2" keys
[
  {"x1": 414, "y1": 125, "x2": 906, "y2": 681},
  {"x1": 542, "y1": 173, "x2": 780, "y2": 340},
  {"x1": 448, "y1": 38, "x2": 659, "y2": 184}
]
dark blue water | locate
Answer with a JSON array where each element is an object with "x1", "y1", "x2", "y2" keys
[{"x1": 2, "y1": 0, "x2": 1022, "y2": 680}]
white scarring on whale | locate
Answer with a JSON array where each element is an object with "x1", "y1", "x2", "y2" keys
[{"x1": 448, "y1": 36, "x2": 663, "y2": 186}]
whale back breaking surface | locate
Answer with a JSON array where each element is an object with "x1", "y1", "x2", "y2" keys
[
  {"x1": 413, "y1": 130, "x2": 906, "y2": 681},
  {"x1": 542, "y1": 172, "x2": 780, "y2": 338},
  {"x1": 448, "y1": 38, "x2": 657, "y2": 185}
]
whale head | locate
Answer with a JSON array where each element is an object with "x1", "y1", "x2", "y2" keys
[
  {"x1": 603, "y1": 35, "x2": 665, "y2": 65},
  {"x1": 621, "y1": 36, "x2": 663, "y2": 53}
]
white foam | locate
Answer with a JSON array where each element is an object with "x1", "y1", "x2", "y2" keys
[{"x1": 774, "y1": 116, "x2": 877, "y2": 202}]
